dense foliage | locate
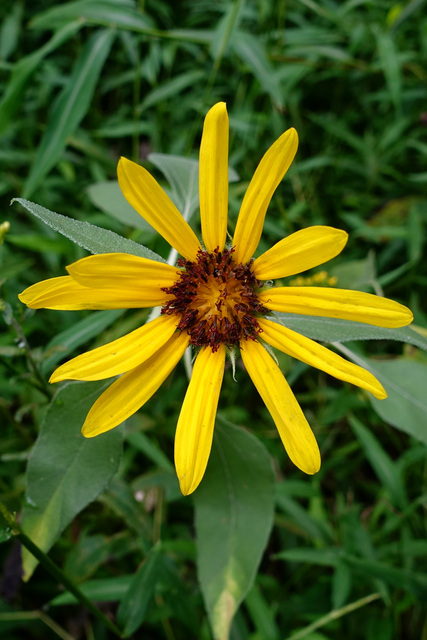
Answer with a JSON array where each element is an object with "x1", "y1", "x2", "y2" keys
[{"x1": 1, "y1": 0, "x2": 427, "y2": 638}]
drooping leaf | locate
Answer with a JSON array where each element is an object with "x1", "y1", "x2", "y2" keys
[
  {"x1": 12, "y1": 198, "x2": 165, "y2": 262},
  {"x1": 23, "y1": 29, "x2": 115, "y2": 198},
  {"x1": 21, "y1": 381, "x2": 123, "y2": 580},
  {"x1": 194, "y1": 418, "x2": 275, "y2": 640}
]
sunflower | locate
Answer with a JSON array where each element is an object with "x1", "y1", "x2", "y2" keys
[{"x1": 19, "y1": 103, "x2": 413, "y2": 495}]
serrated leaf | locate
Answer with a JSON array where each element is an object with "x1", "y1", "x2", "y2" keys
[
  {"x1": 275, "y1": 313, "x2": 427, "y2": 352},
  {"x1": 23, "y1": 29, "x2": 115, "y2": 198},
  {"x1": 117, "y1": 545, "x2": 162, "y2": 636},
  {"x1": 194, "y1": 419, "x2": 275, "y2": 640},
  {"x1": 12, "y1": 198, "x2": 165, "y2": 262},
  {"x1": 21, "y1": 381, "x2": 123, "y2": 580}
]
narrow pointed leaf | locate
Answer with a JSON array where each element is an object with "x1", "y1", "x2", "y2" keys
[
  {"x1": 12, "y1": 198, "x2": 165, "y2": 262},
  {"x1": 23, "y1": 29, "x2": 115, "y2": 198},
  {"x1": 117, "y1": 546, "x2": 162, "y2": 636}
]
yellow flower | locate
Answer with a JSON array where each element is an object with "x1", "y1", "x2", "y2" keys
[{"x1": 19, "y1": 103, "x2": 413, "y2": 495}]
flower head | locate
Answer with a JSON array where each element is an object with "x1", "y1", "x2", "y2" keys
[{"x1": 19, "y1": 103, "x2": 413, "y2": 495}]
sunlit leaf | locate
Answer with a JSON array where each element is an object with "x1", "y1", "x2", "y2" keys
[{"x1": 13, "y1": 198, "x2": 165, "y2": 262}]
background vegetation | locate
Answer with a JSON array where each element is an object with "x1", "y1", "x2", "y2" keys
[{"x1": 1, "y1": 0, "x2": 427, "y2": 638}]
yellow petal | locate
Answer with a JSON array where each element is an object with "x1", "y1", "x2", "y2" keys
[
  {"x1": 117, "y1": 156, "x2": 201, "y2": 261},
  {"x1": 175, "y1": 345, "x2": 225, "y2": 495},
  {"x1": 232, "y1": 128, "x2": 298, "y2": 264},
  {"x1": 18, "y1": 276, "x2": 170, "y2": 310},
  {"x1": 253, "y1": 226, "x2": 348, "y2": 280},
  {"x1": 66, "y1": 253, "x2": 179, "y2": 290},
  {"x1": 50, "y1": 315, "x2": 178, "y2": 383},
  {"x1": 82, "y1": 332, "x2": 189, "y2": 437},
  {"x1": 241, "y1": 338, "x2": 320, "y2": 474},
  {"x1": 199, "y1": 102, "x2": 229, "y2": 252},
  {"x1": 259, "y1": 287, "x2": 414, "y2": 328},
  {"x1": 258, "y1": 318, "x2": 387, "y2": 399}
]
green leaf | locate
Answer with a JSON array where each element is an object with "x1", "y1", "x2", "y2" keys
[
  {"x1": 117, "y1": 545, "x2": 162, "y2": 636},
  {"x1": 86, "y1": 181, "x2": 154, "y2": 231},
  {"x1": 149, "y1": 153, "x2": 199, "y2": 222},
  {"x1": 344, "y1": 555, "x2": 427, "y2": 599},
  {"x1": 12, "y1": 198, "x2": 165, "y2": 262},
  {"x1": 30, "y1": 0, "x2": 154, "y2": 33},
  {"x1": 194, "y1": 419, "x2": 275, "y2": 640},
  {"x1": 23, "y1": 29, "x2": 115, "y2": 198},
  {"x1": 0, "y1": 21, "x2": 82, "y2": 137},
  {"x1": 149, "y1": 153, "x2": 238, "y2": 221},
  {"x1": 366, "y1": 358, "x2": 427, "y2": 446},
  {"x1": 274, "y1": 313, "x2": 427, "y2": 352},
  {"x1": 50, "y1": 575, "x2": 133, "y2": 605},
  {"x1": 41, "y1": 309, "x2": 125, "y2": 374},
  {"x1": 232, "y1": 31, "x2": 283, "y2": 107},
  {"x1": 21, "y1": 381, "x2": 123, "y2": 580},
  {"x1": 349, "y1": 415, "x2": 407, "y2": 510}
]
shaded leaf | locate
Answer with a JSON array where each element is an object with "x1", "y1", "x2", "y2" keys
[
  {"x1": 117, "y1": 545, "x2": 162, "y2": 636},
  {"x1": 194, "y1": 419, "x2": 275, "y2": 640},
  {"x1": 21, "y1": 381, "x2": 123, "y2": 580}
]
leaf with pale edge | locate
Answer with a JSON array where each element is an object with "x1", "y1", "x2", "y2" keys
[
  {"x1": 21, "y1": 381, "x2": 123, "y2": 580},
  {"x1": 12, "y1": 198, "x2": 165, "y2": 262},
  {"x1": 275, "y1": 313, "x2": 427, "y2": 352},
  {"x1": 194, "y1": 418, "x2": 275, "y2": 640}
]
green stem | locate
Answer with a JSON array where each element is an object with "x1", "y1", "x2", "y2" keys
[
  {"x1": 0, "y1": 610, "x2": 74, "y2": 640},
  {"x1": 287, "y1": 593, "x2": 381, "y2": 640},
  {"x1": 0, "y1": 502, "x2": 123, "y2": 638},
  {"x1": 10, "y1": 315, "x2": 52, "y2": 400}
]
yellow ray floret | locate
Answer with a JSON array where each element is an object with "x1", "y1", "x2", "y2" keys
[
  {"x1": 175, "y1": 345, "x2": 226, "y2": 495},
  {"x1": 232, "y1": 127, "x2": 298, "y2": 264},
  {"x1": 253, "y1": 226, "x2": 348, "y2": 281},
  {"x1": 259, "y1": 287, "x2": 413, "y2": 328},
  {"x1": 118, "y1": 156, "x2": 201, "y2": 262},
  {"x1": 82, "y1": 332, "x2": 189, "y2": 437},
  {"x1": 66, "y1": 253, "x2": 180, "y2": 290},
  {"x1": 18, "y1": 275, "x2": 171, "y2": 310},
  {"x1": 241, "y1": 338, "x2": 321, "y2": 475},
  {"x1": 258, "y1": 318, "x2": 387, "y2": 399},
  {"x1": 50, "y1": 315, "x2": 178, "y2": 383},
  {"x1": 199, "y1": 102, "x2": 229, "y2": 253}
]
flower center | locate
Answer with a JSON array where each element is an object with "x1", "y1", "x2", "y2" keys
[{"x1": 161, "y1": 248, "x2": 269, "y2": 351}]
